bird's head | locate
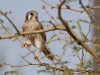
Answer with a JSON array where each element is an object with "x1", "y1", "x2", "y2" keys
[{"x1": 25, "y1": 10, "x2": 38, "y2": 21}]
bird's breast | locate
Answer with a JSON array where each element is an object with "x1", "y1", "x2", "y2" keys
[
  {"x1": 24, "y1": 21, "x2": 44, "y2": 47},
  {"x1": 26, "y1": 21, "x2": 39, "y2": 31}
]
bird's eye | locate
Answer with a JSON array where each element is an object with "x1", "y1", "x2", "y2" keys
[{"x1": 30, "y1": 13, "x2": 33, "y2": 15}]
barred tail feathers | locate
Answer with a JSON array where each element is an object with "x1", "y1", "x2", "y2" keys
[{"x1": 42, "y1": 46, "x2": 54, "y2": 61}]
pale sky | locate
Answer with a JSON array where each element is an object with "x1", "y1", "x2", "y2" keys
[{"x1": 0, "y1": 0, "x2": 92, "y2": 75}]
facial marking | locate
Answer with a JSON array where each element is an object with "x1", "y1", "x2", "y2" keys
[
  {"x1": 27, "y1": 11, "x2": 38, "y2": 21},
  {"x1": 28, "y1": 14, "x2": 32, "y2": 20},
  {"x1": 30, "y1": 13, "x2": 33, "y2": 16}
]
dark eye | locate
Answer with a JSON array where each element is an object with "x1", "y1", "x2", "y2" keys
[{"x1": 30, "y1": 13, "x2": 33, "y2": 15}]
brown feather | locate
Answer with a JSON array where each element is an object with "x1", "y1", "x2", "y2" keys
[
  {"x1": 42, "y1": 46, "x2": 53, "y2": 60},
  {"x1": 22, "y1": 20, "x2": 53, "y2": 60}
]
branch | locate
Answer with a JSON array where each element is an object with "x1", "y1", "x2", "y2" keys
[
  {"x1": 42, "y1": 0, "x2": 100, "y2": 13},
  {"x1": 79, "y1": 0, "x2": 94, "y2": 24},
  {"x1": 0, "y1": 10, "x2": 20, "y2": 33},
  {"x1": 57, "y1": 1, "x2": 74, "y2": 75},
  {"x1": 90, "y1": 12, "x2": 100, "y2": 21},
  {"x1": 0, "y1": 25, "x2": 66, "y2": 39},
  {"x1": 0, "y1": 24, "x2": 41, "y2": 63},
  {"x1": 58, "y1": 0, "x2": 78, "y2": 42},
  {"x1": 4, "y1": 63, "x2": 64, "y2": 72},
  {"x1": 57, "y1": 0, "x2": 100, "y2": 64},
  {"x1": 42, "y1": 5, "x2": 58, "y2": 24}
]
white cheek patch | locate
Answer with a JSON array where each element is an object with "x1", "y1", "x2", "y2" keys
[{"x1": 28, "y1": 14, "x2": 31, "y2": 20}]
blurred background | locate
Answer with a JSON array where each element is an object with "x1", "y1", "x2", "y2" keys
[{"x1": 0, "y1": 0, "x2": 99, "y2": 75}]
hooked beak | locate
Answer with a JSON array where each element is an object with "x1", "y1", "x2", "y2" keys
[{"x1": 34, "y1": 13, "x2": 37, "y2": 18}]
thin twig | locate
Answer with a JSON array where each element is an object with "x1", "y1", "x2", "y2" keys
[
  {"x1": 76, "y1": 52, "x2": 83, "y2": 63},
  {"x1": 42, "y1": 0, "x2": 100, "y2": 13},
  {"x1": 23, "y1": 50, "x2": 36, "y2": 57},
  {"x1": 57, "y1": 0, "x2": 100, "y2": 64},
  {"x1": 79, "y1": 0, "x2": 94, "y2": 24},
  {"x1": 0, "y1": 10, "x2": 20, "y2": 33},
  {"x1": 54, "y1": 57, "x2": 72, "y2": 75},
  {"x1": 49, "y1": 21, "x2": 57, "y2": 29},
  {"x1": 43, "y1": 5, "x2": 58, "y2": 24},
  {"x1": 0, "y1": 24, "x2": 41, "y2": 63},
  {"x1": 90, "y1": 11, "x2": 100, "y2": 21},
  {"x1": 81, "y1": 48, "x2": 84, "y2": 65},
  {"x1": 86, "y1": 23, "x2": 91, "y2": 37},
  {"x1": 3, "y1": 63, "x2": 64, "y2": 72},
  {"x1": 19, "y1": 55, "x2": 33, "y2": 65}
]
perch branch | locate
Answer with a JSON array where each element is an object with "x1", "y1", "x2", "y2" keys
[
  {"x1": 1, "y1": 24, "x2": 41, "y2": 63},
  {"x1": 0, "y1": 25, "x2": 66, "y2": 39},
  {"x1": 57, "y1": 0, "x2": 100, "y2": 64}
]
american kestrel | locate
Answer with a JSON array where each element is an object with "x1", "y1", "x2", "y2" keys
[{"x1": 21, "y1": 10, "x2": 53, "y2": 61}]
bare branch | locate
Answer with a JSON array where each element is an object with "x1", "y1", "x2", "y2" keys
[
  {"x1": 42, "y1": 0, "x2": 100, "y2": 13},
  {"x1": 0, "y1": 10, "x2": 20, "y2": 33},
  {"x1": 57, "y1": 1, "x2": 72, "y2": 75},
  {"x1": 57, "y1": 0, "x2": 100, "y2": 64},
  {"x1": 43, "y1": 5, "x2": 58, "y2": 24},
  {"x1": 79, "y1": 0, "x2": 94, "y2": 23},
  {"x1": 4, "y1": 63, "x2": 64, "y2": 72},
  {"x1": 49, "y1": 21, "x2": 57, "y2": 29},
  {"x1": 0, "y1": 25, "x2": 66, "y2": 39},
  {"x1": 1, "y1": 24, "x2": 41, "y2": 63}
]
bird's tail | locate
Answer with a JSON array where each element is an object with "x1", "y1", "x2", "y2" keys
[{"x1": 42, "y1": 45, "x2": 54, "y2": 61}]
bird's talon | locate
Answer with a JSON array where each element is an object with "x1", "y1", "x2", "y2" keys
[
  {"x1": 34, "y1": 55, "x2": 38, "y2": 59},
  {"x1": 21, "y1": 42, "x2": 26, "y2": 48}
]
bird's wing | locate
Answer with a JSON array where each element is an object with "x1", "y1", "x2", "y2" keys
[
  {"x1": 22, "y1": 20, "x2": 46, "y2": 43},
  {"x1": 37, "y1": 22, "x2": 54, "y2": 60},
  {"x1": 21, "y1": 21, "x2": 28, "y2": 37},
  {"x1": 36, "y1": 21, "x2": 46, "y2": 42},
  {"x1": 22, "y1": 21, "x2": 27, "y2": 32},
  {"x1": 22, "y1": 21, "x2": 53, "y2": 60}
]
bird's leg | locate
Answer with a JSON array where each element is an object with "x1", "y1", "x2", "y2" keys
[
  {"x1": 34, "y1": 49, "x2": 39, "y2": 59},
  {"x1": 21, "y1": 40, "x2": 31, "y2": 48},
  {"x1": 21, "y1": 42, "x2": 26, "y2": 48}
]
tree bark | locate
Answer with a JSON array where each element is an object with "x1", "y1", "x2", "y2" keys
[{"x1": 92, "y1": 0, "x2": 100, "y2": 71}]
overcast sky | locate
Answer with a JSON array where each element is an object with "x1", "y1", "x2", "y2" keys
[{"x1": 0, "y1": 0, "x2": 92, "y2": 75}]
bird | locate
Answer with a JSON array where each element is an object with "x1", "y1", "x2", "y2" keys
[{"x1": 21, "y1": 10, "x2": 54, "y2": 61}]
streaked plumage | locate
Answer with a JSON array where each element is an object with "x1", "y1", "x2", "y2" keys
[{"x1": 21, "y1": 10, "x2": 53, "y2": 60}]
